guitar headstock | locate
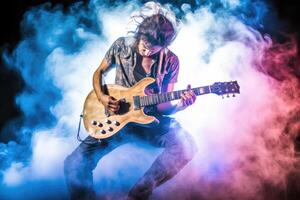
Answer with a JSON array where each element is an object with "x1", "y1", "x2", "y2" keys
[{"x1": 210, "y1": 81, "x2": 240, "y2": 97}]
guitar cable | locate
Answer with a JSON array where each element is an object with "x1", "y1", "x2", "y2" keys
[
  {"x1": 77, "y1": 113, "x2": 102, "y2": 145},
  {"x1": 77, "y1": 76, "x2": 110, "y2": 145}
]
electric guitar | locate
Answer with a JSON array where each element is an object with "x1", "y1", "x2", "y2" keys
[{"x1": 82, "y1": 77, "x2": 240, "y2": 139}]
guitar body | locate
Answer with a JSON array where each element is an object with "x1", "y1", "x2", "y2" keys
[{"x1": 82, "y1": 77, "x2": 157, "y2": 139}]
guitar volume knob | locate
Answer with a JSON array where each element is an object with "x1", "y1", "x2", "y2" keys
[
  {"x1": 107, "y1": 127, "x2": 113, "y2": 132},
  {"x1": 114, "y1": 121, "x2": 120, "y2": 126},
  {"x1": 99, "y1": 130, "x2": 106, "y2": 134},
  {"x1": 97, "y1": 123, "x2": 103, "y2": 127},
  {"x1": 105, "y1": 119, "x2": 111, "y2": 124}
]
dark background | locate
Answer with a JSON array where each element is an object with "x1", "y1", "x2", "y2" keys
[{"x1": 0, "y1": 0, "x2": 300, "y2": 143}]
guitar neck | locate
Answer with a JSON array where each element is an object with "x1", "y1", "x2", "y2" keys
[{"x1": 139, "y1": 86, "x2": 211, "y2": 107}]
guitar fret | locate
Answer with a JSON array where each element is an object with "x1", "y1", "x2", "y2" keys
[
  {"x1": 145, "y1": 96, "x2": 148, "y2": 106},
  {"x1": 151, "y1": 95, "x2": 155, "y2": 105},
  {"x1": 174, "y1": 91, "x2": 178, "y2": 99},
  {"x1": 166, "y1": 93, "x2": 169, "y2": 101},
  {"x1": 178, "y1": 90, "x2": 182, "y2": 99},
  {"x1": 161, "y1": 93, "x2": 165, "y2": 104},
  {"x1": 148, "y1": 96, "x2": 151, "y2": 106},
  {"x1": 148, "y1": 96, "x2": 152, "y2": 105},
  {"x1": 164, "y1": 93, "x2": 167, "y2": 102},
  {"x1": 141, "y1": 96, "x2": 144, "y2": 107},
  {"x1": 167, "y1": 93, "x2": 171, "y2": 101},
  {"x1": 149, "y1": 96, "x2": 153, "y2": 105},
  {"x1": 137, "y1": 82, "x2": 233, "y2": 108},
  {"x1": 193, "y1": 88, "x2": 197, "y2": 96},
  {"x1": 156, "y1": 94, "x2": 160, "y2": 104},
  {"x1": 159, "y1": 94, "x2": 163, "y2": 104},
  {"x1": 195, "y1": 88, "x2": 200, "y2": 96}
]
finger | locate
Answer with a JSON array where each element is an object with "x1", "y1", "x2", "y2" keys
[
  {"x1": 181, "y1": 100, "x2": 187, "y2": 107},
  {"x1": 184, "y1": 92, "x2": 193, "y2": 102},
  {"x1": 108, "y1": 96, "x2": 118, "y2": 102},
  {"x1": 181, "y1": 93, "x2": 187, "y2": 101},
  {"x1": 108, "y1": 105, "x2": 120, "y2": 112},
  {"x1": 185, "y1": 90, "x2": 195, "y2": 97},
  {"x1": 186, "y1": 90, "x2": 196, "y2": 103},
  {"x1": 108, "y1": 108, "x2": 117, "y2": 112},
  {"x1": 192, "y1": 91, "x2": 196, "y2": 101},
  {"x1": 185, "y1": 98, "x2": 192, "y2": 106},
  {"x1": 108, "y1": 103, "x2": 119, "y2": 109},
  {"x1": 108, "y1": 98, "x2": 119, "y2": 105},
  {"x1": 184, "y1": 92, "x2": 194, "y2": 106},
  {"x1": 108, "y1": 102, "x2": 119, "y2": 107},
  {"x1": 185, "y1": 94, "x2": 194, "y2": 105},
  {"x1": 187, "y1": 84, "x2": 191, "y2": 90}
]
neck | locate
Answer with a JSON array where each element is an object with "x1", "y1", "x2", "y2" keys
[{"x1": 133, "y1": 86, "x2": 212, "y2": 109}]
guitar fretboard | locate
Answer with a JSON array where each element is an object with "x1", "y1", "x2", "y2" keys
[{"x1": 139, "y1": 86, "x2": 211, "y2": 107}]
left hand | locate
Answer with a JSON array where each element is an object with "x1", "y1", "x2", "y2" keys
[{"x1": 176, "y1": 84, "x2": 196, "y2": 111}]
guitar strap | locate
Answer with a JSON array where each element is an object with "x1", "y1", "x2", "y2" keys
[
  {"x1": 155, "y1": 48, "x2": 168, "y2": 93},
  {"x1": 77, "y1": 113, "x2": 102, "y2": 144},
  {"x1": 157, "y1": 48, "x2": 167, "y2": 76}
]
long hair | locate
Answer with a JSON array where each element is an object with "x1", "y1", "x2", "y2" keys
[
  {"x1": 134, "y1": 14, "x2": 175, "y2": 47},
  {"x1": 126, "y1": 1, "x2": 180, "y2": 47}
]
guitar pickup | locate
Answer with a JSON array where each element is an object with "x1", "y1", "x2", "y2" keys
[{"x1": 133, "y1": 96, "x2": 141, "y2": 110}]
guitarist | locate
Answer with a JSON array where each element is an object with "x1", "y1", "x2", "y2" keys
[{"x1": 64, "y1": 12, "x2": 198, "y2": 200}]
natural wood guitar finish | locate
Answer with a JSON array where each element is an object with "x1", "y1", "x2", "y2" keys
[
  {"x1": 82, "y1": 77, "x2": 240, "y2": 139},
  {"x1": 83, "y1": 77, "x2": 156, "y2": 139}
]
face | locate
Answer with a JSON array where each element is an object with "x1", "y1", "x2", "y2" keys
[{"x1": 137, "y1": 39, "x2": 163, "y2": 57}]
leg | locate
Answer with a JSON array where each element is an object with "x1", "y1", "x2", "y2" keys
[
  {"x1": 64, "y1": 135, "x2": 125, "y2": 200},
  {"x1": 127, "y1": 119, "x2": 198, "y2": 200}
]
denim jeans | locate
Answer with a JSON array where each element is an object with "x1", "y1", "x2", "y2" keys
[{"x1": 64, "y1": 117, "x2": 197, "y2": 200}]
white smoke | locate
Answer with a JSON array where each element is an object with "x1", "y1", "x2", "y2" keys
[{"x1": 1, "y1": 1, "x2": 298, "y2": 199}]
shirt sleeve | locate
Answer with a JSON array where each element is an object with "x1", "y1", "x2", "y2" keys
[
  {"x1": 164, "y1": 55, "x2": 180, "y2": 84},
  {"x1": 104, "y1": 37, "x2": 124, "y2": 67}
]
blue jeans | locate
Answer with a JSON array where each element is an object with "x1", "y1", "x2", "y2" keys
[{"x1": 64, "y1": 117, "x2": 197, "y2": 200}]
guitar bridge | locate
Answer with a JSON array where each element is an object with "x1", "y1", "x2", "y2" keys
[{"x1": 133, "y1": 96, "x2": 141, "y2": 110}]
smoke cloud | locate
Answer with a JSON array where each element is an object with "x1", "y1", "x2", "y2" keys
[{"x1": 1, "y1": 0, "x2": 299, "y2": 199}]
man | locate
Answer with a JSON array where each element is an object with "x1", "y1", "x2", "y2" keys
[{"x1": 64, "y1": 13, "x2": 197, "y2": 200}]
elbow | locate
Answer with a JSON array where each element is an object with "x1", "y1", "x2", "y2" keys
[
  {"x1": 93, "y1": 68, "x2": 104, "y2": 85},
  {"x1": 92, "y1": 69, "x2": 99, "y2": 88}
]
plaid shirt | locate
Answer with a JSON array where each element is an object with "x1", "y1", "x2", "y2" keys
[{"x1": 104, "y1": 37, "x2": 179, "y2": 94}]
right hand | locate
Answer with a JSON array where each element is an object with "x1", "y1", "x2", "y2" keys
[{"x1": 99, "y1": 95, "x2": 120, "y2": 113}]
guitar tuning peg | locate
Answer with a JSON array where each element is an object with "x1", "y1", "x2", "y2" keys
[
  {"x1": 232, "y1": 93, "x2": 235, "y2": 97},
  {"x1": 222, "y1": 95, "x2": 224, "y2": 99},
  {"x1": 227, "y1": 94, "x2": 230, "y2": 98}
]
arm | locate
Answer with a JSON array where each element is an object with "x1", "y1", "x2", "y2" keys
[
  {"x1": 93, "y1": 58, "x2": 119, "y2": 112},
  {"x1": 156, "y1": 83, "x2": 196, "y2": 115},
  {"x1": 93, "y1": 58, "x2": 109, "y2": 101}
]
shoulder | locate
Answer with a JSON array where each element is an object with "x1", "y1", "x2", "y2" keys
[
  {"x1": 111, "y1": 36, "x2": 135, "y2": 48},
  {"x1": 164, "y1": 48, "x2": 179, "y2": 64},
  {"x1": 164, "y1": 48, "x2": 179, "y2": 71},
  {"x1": 109, "y1": 37, "x2": 136, "y2": 56}
]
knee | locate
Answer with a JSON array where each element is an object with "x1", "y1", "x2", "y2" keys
[
  {"x1": 177, "y1": 132, "x2": 198, "y2": 163},
  {"x1": 64, "y1": 153, "x2": 86, "y2": 175},
  {"x1": 186, "y1": 138, "x2": 198, "y2": 162},
  {"x1": 64, "y1": 154, "x2": 75, "y2": 176}
]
